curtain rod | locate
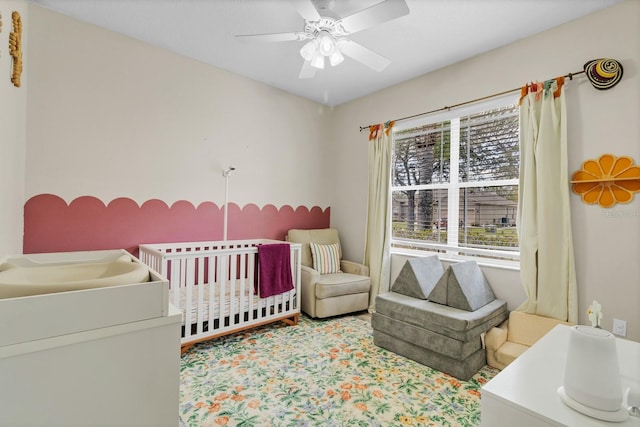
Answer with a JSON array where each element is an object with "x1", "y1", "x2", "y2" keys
[{"x1": 358, "y1": 70, "x2": 585, "y2": 132}]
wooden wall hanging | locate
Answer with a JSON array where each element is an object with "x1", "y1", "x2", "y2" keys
[
  {"x1": 9, "y1": 11, "x2": 22, "y2": 87},
  {"x1": 571, "y1": 154, "x2": 640, "y2": 208}
]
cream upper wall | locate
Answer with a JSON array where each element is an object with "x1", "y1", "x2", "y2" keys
[
  {"x1": 26, "y1": 4, "x2": 333, "y2": 209},
  {"x1": 0, "y1": 0, "x2": 27, "y2": 256},
  {"x1": 330, "y1": 0, "x2": 640, "y2": 340}
]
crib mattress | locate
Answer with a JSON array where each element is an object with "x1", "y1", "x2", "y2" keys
[{"x1": 173, "y1": 282, "x2": 294, "y2": 325}]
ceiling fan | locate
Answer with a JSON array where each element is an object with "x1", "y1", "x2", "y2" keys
[{"x1": 235, "y1": 0, "x2": 410, "y2": 79}]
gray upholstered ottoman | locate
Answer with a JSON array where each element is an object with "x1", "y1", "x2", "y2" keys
[{"x1": 372, "y1": 257, "x2": 508, "y2": 380}]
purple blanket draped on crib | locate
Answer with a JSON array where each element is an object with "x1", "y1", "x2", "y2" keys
[{"x1": 257, "y1": 243, "x2": 294, "y2": 298}]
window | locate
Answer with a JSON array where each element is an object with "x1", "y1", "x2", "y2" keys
[{"x1": 391, "y1": 96, "x2": 519, "y2": 262}]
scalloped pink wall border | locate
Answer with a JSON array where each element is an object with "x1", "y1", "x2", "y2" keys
[{"x1": 23, "y1": 194, "x2": 330, "y2": 255}]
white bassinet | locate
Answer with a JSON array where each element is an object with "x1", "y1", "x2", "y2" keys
[{"x1": 139, "y1": 239, "x2": 301, "y2": 352}]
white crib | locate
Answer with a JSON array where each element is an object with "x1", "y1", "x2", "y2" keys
[{"x1": 139, "y1": 239, "x2": 301, "y2": 353}]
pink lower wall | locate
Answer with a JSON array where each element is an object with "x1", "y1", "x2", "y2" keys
[{"x1": 23, "y1": 194, "x2": 330, "y2": 255}]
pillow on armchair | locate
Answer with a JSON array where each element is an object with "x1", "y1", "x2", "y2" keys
[{"x1": 309, "y1": 242, "x2": 342, "y2": 274}]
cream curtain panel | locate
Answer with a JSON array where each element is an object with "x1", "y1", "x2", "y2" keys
[
  {"x1": 364, "y1": 123, "x2": 393, "y2": 310},
  {"x1": 517, "y1": 78, "x2": 577, "y2": 323}
]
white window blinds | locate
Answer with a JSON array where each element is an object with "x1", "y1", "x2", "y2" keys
[{"x1": 391, "y1": 96, "x2": 520, "y2": 261}]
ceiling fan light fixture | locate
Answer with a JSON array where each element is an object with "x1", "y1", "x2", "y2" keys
[
  {"x1": 316, "y1": 30, "x2": 335, "y2": 56},
  {"x1": 310, "y1": 53, "x2": 325, "y2": 69},
  {"x1": 299, "y1": 40, "x2": 317, "y2": 61},
  {"x1": 329, "y1": 50, "x2": 344, "y2": 66}
]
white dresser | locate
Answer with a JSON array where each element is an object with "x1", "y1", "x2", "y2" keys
[
  {"x1": 0, "y1": 250, "x2": 182, "y2": 427},
  {"x1": 480, "y1": 324, "x2": 640, "y2": 427}
]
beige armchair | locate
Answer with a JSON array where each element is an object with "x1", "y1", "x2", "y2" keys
[
  {"x1": 286, "y1": 228, "x2": 371, "y2": 318},
  {"x1": 485, "y1": 310, "x2": 572, "y2": 370}
]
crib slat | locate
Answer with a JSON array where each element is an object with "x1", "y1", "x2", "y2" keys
[
  {"x1": 217, "y1": 255, "x2": 226, "y2": 329},
  {"x1": 170, "y1": 259, "x2": 180, "y2": 313},
  {"x1": 229, "y1": 254, "x2": 237, "y2": 327},
  {"x1": 196, "y1": 256, "x2": 205, "y2": 335},
  {"x1": 239, "y1": 253, "x2": 246, "y2": 325},
  {"x1": 288, "y1": 246, "x2": 295, "y2": 310},
  {"x1": 184, "y1": 258, "x2": 195, "y2": 339},
  {"x1": 207, "y1": 255, "x2": 216, "y2": 330},
  {"x1": 249, "y1": 251, "x2": 258, "y2": 321}
]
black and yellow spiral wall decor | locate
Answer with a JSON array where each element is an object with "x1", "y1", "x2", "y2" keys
[{"x1": 583, "y1": 58, "x2": 623, "y2": 90}]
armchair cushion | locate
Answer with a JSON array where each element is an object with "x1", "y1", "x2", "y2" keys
[
  {"x1": 315, "y1": 273, "x2": 370, "y2": 298},
  {"x1": 309, "y1": 242, "x2": 341, "y2": 274}
]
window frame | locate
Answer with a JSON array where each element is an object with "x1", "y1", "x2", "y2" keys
[{"x1": 390, "y1": 94, "x2": 520, "y2": 265}]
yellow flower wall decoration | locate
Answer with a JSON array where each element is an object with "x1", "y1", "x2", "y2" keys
[{"x1": 571, "y1": 154, "x2": 640, "y2": 208}]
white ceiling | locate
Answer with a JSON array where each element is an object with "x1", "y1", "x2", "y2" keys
[{"x1": 29, "y1": 0, "x2": 621, "y2": 107}]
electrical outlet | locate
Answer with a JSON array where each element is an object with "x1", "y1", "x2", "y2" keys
[{"x1": 612, "y1": 318, "x2": 627, "y2": 337}]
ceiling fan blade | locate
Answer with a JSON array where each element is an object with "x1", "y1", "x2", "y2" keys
[
  {"x1": 339, "y1": 39, "x2": 390, "y2": 72},
  {"x1": 294, "y1": 0, "x2": 321, "y2": 22},
  {"x1": 236, "y1": 32, "x2": 307, "y2": 43},
  {"x1": 337, "y1": 0, "x2": 410, "y2": 34},
  {"x1": 299, "y1": 60, "x2": 317, "y2": 79}
]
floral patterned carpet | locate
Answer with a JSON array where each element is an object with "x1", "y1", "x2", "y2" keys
[{"x1": 179, "y1": 315, "x2": 498, "y2": 427}]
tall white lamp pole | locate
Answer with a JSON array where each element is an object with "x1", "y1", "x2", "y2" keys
[{"x1": 222, "y1": 166, "x2": 236, "y2": 241}]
